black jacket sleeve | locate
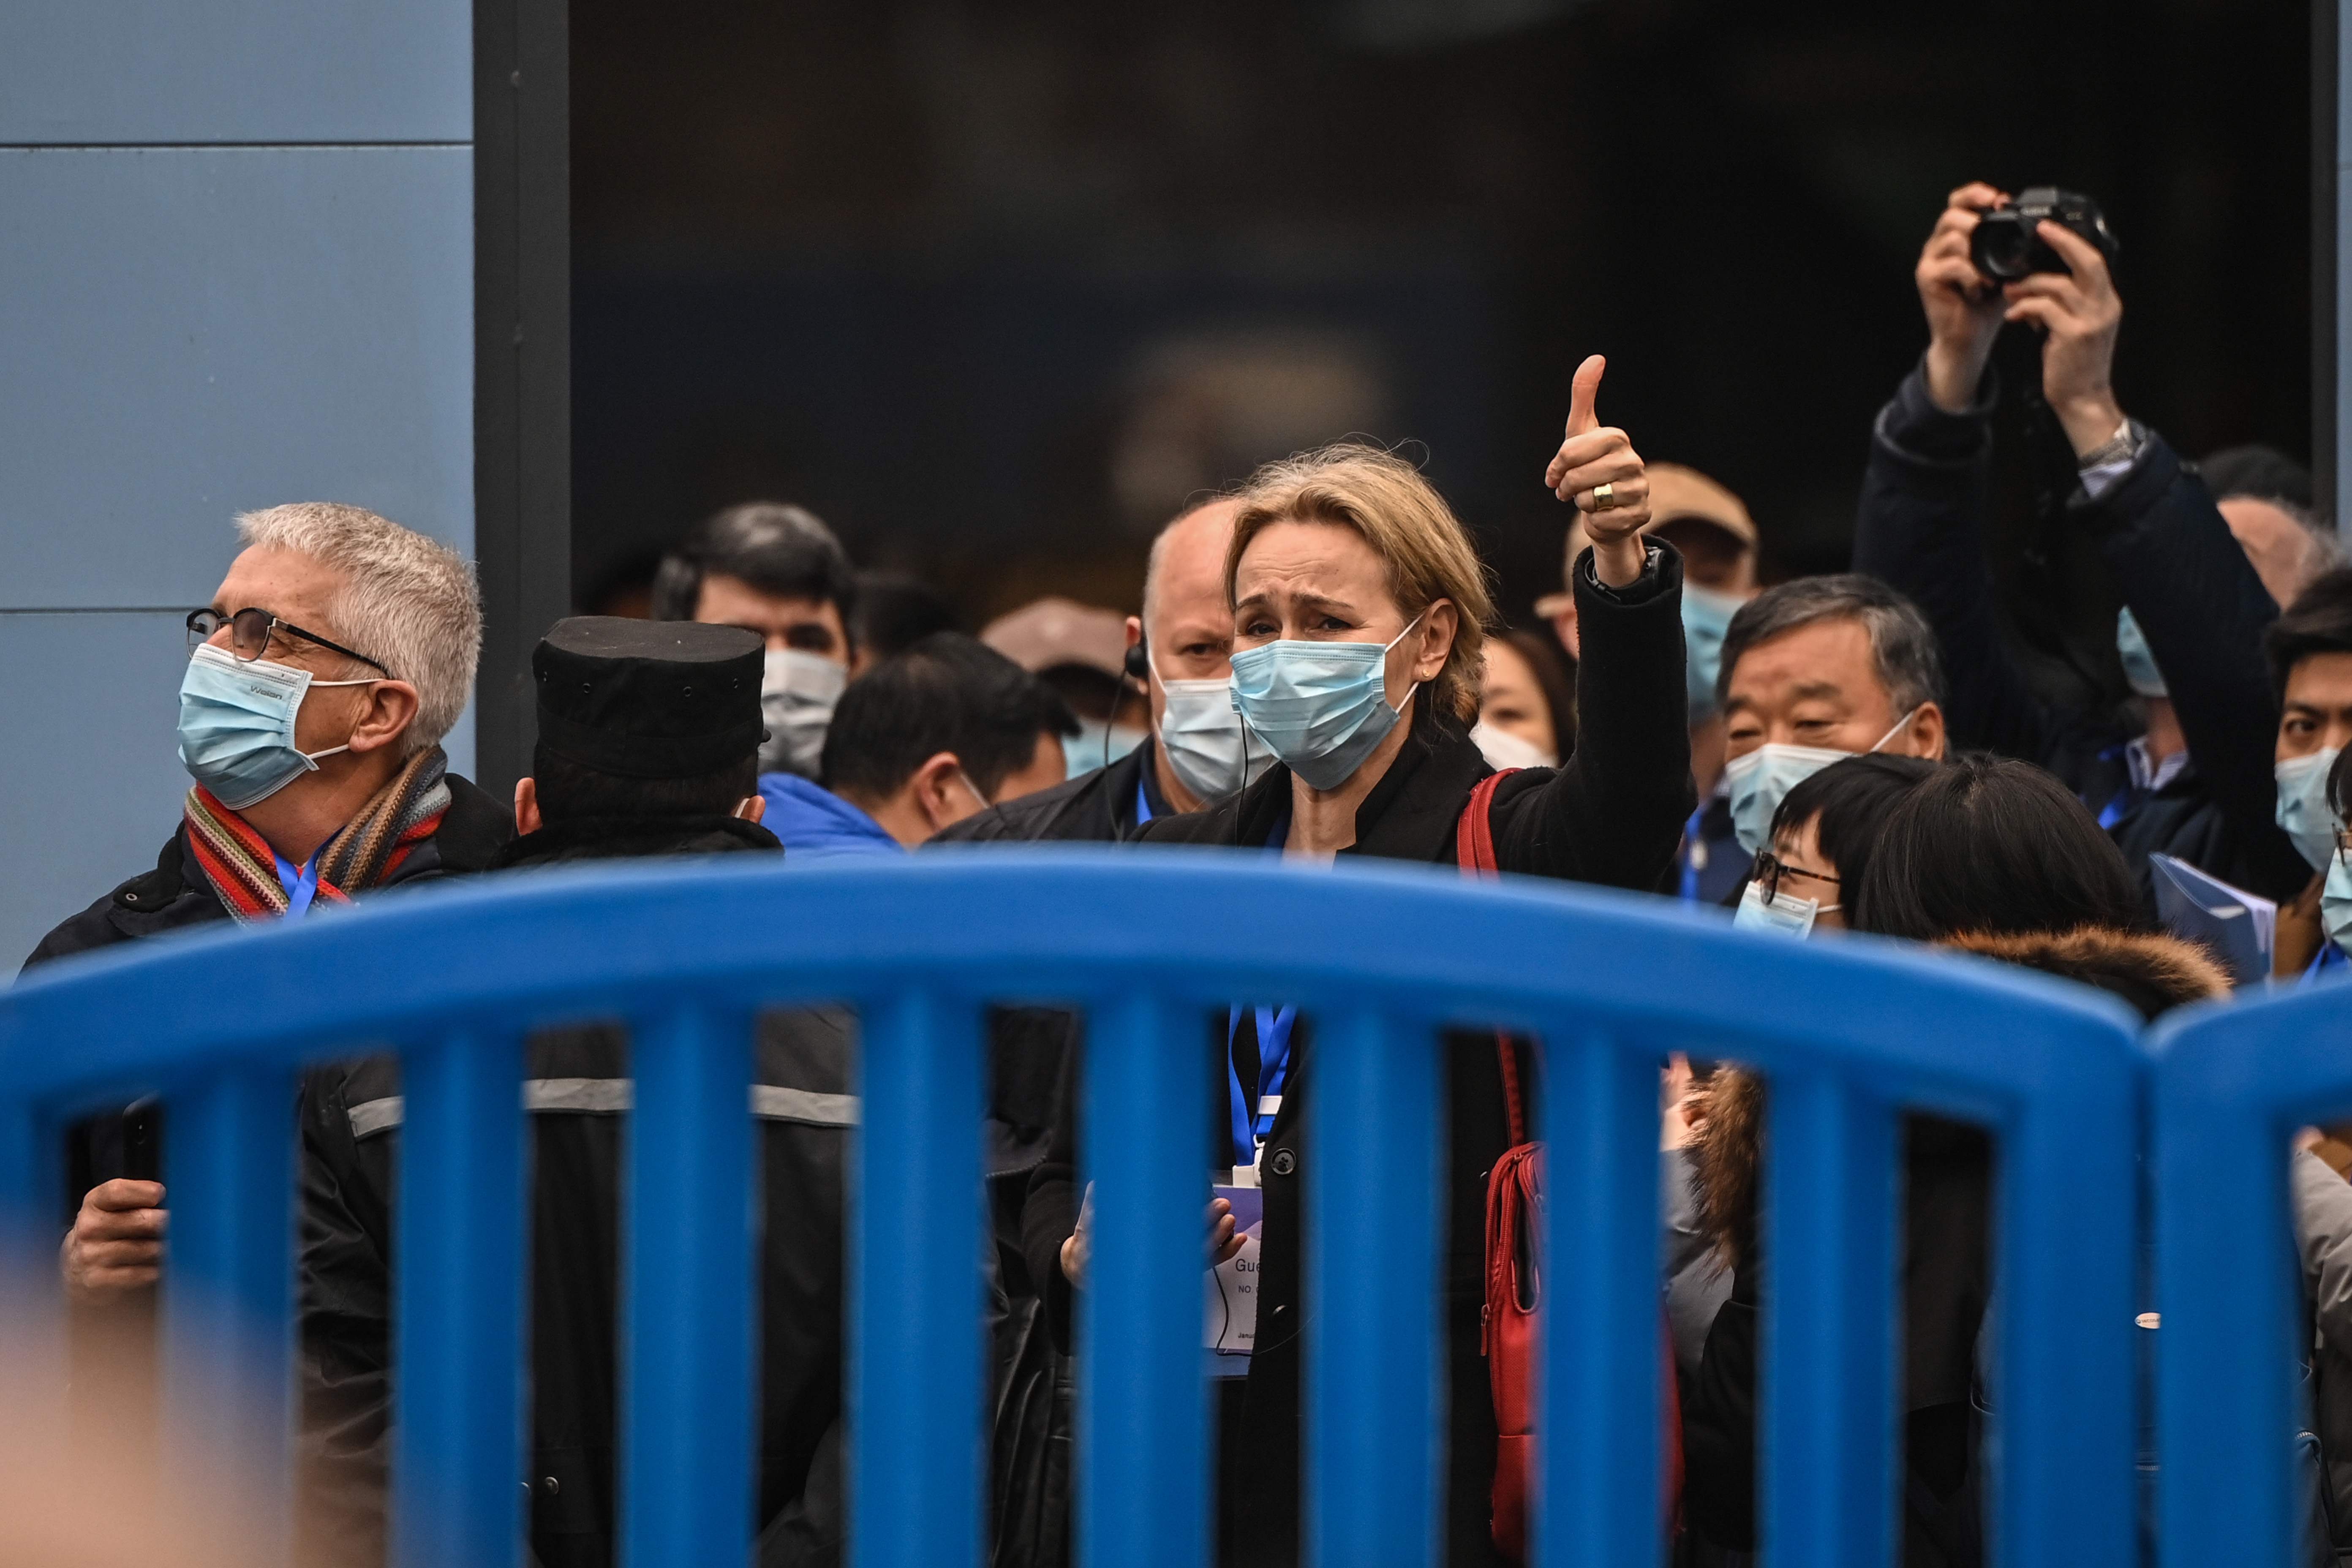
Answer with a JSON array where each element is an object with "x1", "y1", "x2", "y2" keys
[
  {"x1": 1849, "y1": 363, "x2": 2095, "y2": 770},
  {"x1": 1485, "y1": 542, "x2": 1695, "y2": 889},
  {"x1": 754, "y1": 1415, "x2": 845, "y2": 1568},
  {"x1": 2076, "y1": 437, "x2": 2306, "y2": 890},
  {"x1": 1019, "y1": 1035, "x2": 1083, "y2": 1355}
]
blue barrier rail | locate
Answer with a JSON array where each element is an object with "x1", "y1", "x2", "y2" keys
[
  {"x1": 0, "y1": 848, "x2": 2144, "y2": 1568},
  {"x1": 2152, "y1": 979, "x2": 2352, "y2": 1567}
]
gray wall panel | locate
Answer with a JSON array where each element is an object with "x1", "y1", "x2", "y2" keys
[
  {"x1": 0, "y1": 2, "x2": 469, "y2": 146},
  {"x1": 0, "y1": 147, "x2": 473, "y2": 607},
  {"x1": 1, "y1": 611, "x2": 210, "y2": 972}
]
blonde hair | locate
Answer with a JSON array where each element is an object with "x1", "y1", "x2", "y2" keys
[
  {"x1": 235, "y1": 503, "x2": 482, "y2": 756},
  {"x1": 1225, "y1": 445, "x2": 1495, "y2": 722}
]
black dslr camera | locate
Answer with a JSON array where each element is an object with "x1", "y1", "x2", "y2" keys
[{"x1": 1968, "y1": 187, "x2": 2120, "y2": 281}]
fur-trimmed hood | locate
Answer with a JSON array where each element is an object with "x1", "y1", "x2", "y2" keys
[
  {"x1": 1691, "y1": 925, "x2": 2229, "y2": 1266},
  {"x1": 1943, "y1": 926, "x2": 2230, "y2": 1020}
]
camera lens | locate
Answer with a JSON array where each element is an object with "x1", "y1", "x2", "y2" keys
[{"x1": 1971, "y1": 218, "x2": 2031, "y2": 282}]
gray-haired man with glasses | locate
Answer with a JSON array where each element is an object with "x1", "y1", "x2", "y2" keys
[{"x1": 22, "y1": 502, "x2": 512, "y2": 1307}]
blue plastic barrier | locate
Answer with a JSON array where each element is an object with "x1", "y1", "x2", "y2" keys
[
  {"x1": 0, "y1": 848, "x2": 2143, "y2": 1568},
  {"x1": 2150, "y1": 978, "x2": 2352, "y2": 1567}
]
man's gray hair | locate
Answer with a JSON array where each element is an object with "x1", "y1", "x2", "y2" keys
[
  {"x1": 1715, "y1": 573, "x2": 1944, "y2": 716},
  {"x1": 235, "y1": 503, "x2": 481, "y2": 756}
]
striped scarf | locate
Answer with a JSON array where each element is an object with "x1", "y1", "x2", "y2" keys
[{"x1": 184, "y1": 746, "x2": 454, "y2": 922}]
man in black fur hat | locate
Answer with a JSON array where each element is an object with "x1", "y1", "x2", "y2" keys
[{"x1": 295, "y1": 618, "x2": 846, "y2": 1568}]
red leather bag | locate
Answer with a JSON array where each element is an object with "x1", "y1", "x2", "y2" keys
[{"x1": 1457, "y1": 770, "x2": 1683, "y2": 1561}]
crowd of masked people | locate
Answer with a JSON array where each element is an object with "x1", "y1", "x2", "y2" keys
[{"x1": 22, "y1": 182, "x2": 2352, "y2": 1568}]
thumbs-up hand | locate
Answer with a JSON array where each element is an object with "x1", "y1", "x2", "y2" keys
[{"x1": 1543, "y1": 354, "x2": 1652, "y2": 588}]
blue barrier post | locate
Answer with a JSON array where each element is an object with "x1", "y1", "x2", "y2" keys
[
  {"x1": 2150, "y1": 985, "x2": 2351, "y2": 1568},
  {"x1": 394, "y1": 1028, "x2": 528, "y2": 1568},
  {"x1": 852, "y1": 987, "x2": 985, "y2": 1568},
  {"x1": 1758, "y1": 1071, "x2": 1896, "y2": 1568},
  {"x1": 1079, "y1": 992, "x2": 1212, "y2": 1568},
  {"x1": 1537, "y1": 1026, "x2": 1663, "y2": 1568},
  {"x1": 1309, "y1": 1006, "x2": 1443, "y2": 1568},
  {"x1": 163, "y1": 1062, "x2": 294, "y2": 1559},
  {"x1": 624, "y1": 1002, "x2": 758, "y2": 1567}
]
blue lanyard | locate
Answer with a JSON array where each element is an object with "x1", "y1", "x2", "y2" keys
[
  {"x1": 1225, "y1": 1006, "x2": 1296, "y2": 1167},
  {"x1": 1677, "y1": 805, "x2": 1705, "y2": 901},
  {"x1": 270, "y1": 847, "x2": 321, "y2": 920},
  {"x1": 1134, "y1": 776, "x2": 1154, "y2": 828},
  {"x1": 1220, "y1": 809, "x2": 1296, "y2": 1167}
]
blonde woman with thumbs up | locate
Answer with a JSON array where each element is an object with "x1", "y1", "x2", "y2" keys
[{"x1": 1020, "y1": 354, "x2": 1696, "y2": 1567}]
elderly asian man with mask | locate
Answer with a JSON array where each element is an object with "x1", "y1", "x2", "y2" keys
[{"x1": 1715, "y1": 573, "x2": 1950, "y2": 865}]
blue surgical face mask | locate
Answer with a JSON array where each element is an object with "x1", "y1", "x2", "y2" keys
[
  {"x1": 2322, "y1": 849, "x2": 2352, "y2": 959},
  {"x1": 2276, "y1": 746, "x2": 2344, "y2": 871},
  {"x1": 1682, "y1": 584, "x2": 1744, "y2": 719},
  {"x1": 2117, "y1": 607, "x2": 2168, "y2": 699},
  {"x1": 1157, "y1": 672, "x2": 1250, "y2": 800},
  {"x1": 1733, "y1": 879, "x2": 1827, "y2": 938},
  {"x1": 1722, "y1": 707, "x2": 1921, "y2": 856},
  {"x1": 178, "y1": 642, "x2": 376, "y2": 810},
  {"x1": 1229, "y1": 611, "x2": 1424, "y2": 792}
]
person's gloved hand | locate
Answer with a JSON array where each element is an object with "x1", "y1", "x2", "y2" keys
[
  {"x1": 2002, "y1": 219, "x2": 2128, "y2": 459},
  {"x1": 1915, "y1": 182, "x2": 2010, "y2": 413},
  {"x1": 1544, "y1": 354, "x2": 1651, "y2": 588}
]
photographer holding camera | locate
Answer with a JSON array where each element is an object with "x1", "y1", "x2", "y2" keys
[{"x1": 1851, "y1": 181, "x2": 2319, "y2": 909}]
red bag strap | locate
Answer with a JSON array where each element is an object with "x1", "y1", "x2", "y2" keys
[
  {"x1": 1454, "y1": 768, "x2": 1514, "y2": 879},
  {"x1": 1495, "y1": 1033, "x2": 1526, "y2": 1150},
  {"x1": 1456, "y1": 770, "x2": 1526, "y2": 1147}
]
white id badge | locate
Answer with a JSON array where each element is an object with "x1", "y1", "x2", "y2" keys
[{"x1": 1205, "y1": 1184, "x2": 1263, "y2": 1377}]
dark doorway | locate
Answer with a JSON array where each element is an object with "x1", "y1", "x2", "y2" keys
[{"x1": 569, "y1": 0, "x2": 2312, "y2": 633}]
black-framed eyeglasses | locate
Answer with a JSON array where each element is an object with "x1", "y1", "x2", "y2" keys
[
  {"x1": 1753, "y1": 850, "x2": 1841, "y2": 904},
  {"x1": 2336, "y1": 827, "x2": 2352, "y2": 865},
  {"x1": 186, "y1": 607, "x2": 389, "y2": 675}
]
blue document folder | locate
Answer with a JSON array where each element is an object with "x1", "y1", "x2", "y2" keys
[{"x1": 2148, "y1": 853, "x2": 2276, "y2": 988}]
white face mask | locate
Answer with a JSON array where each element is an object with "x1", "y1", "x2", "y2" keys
[
  {"x1": 2276, "y1": 746, "x2": 2343, "y2": 872},
  {"x1": 1470, "y1": 721, "x2": 1556, "y2": 772},
  {"x1": 759, "y1": 650, "x2": 847, "y2": 778},
  {"x1": 1732, "y1": 879, "x2": 1831, "y2": 938},
  {"x1": 1722, "y1": 707, "x2": 1922, "y2": 856},
  {"x1": 1157, "y1": 672, "x2": 1250, "y2": 800}
]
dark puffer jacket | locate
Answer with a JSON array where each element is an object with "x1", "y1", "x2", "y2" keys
[{"x1": 1681, "y1": 927, "x2": 2228, "y2": 1567}]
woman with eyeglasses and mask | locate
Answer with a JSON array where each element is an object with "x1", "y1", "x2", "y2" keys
[
  {"x1": 1733, "y1": 752, "x2": 1939, "y2": 936},
  {"x1": 1690, "y1": 753, "x2": 2237, "y2": 1566},
  {"x1": 1022, "y1": 360, "x2": 1696, "y2": 1568}
]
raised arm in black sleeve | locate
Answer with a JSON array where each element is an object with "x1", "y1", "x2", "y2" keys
[
  {"x1": 1849, "y1": 362, "x2": 2103, "y2": 775},
  {"x1": 1484, "y1": 541, "x2": 1694, "y2": 888},
  {"x1": 2078, "y1": 437, "x2": 2309, "y2": 898}
]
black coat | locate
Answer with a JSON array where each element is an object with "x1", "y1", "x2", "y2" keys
[
  {"x1": 933, "y1": 735, "x2": 1178, "y2": 846},
  {"x1": 22, "y1": 772, "x2": 512, "y2": 973},
  {"x1": 1023, "y1": 544, "x2": 1695, "y2": 1568},
  {"x1": 22, "y1": 775, "x2": 513, "y2": 1208},
  {"x1": 1849, "y1": 363, "x2": 2307, "y2": 906},
  {"x1": 293, "y1": 814, "x2": 850, "y2": 1568}
]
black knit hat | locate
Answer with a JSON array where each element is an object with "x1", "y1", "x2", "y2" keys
[{"x1": 533, "y1": 617, "x2": 765, "y2": 779}]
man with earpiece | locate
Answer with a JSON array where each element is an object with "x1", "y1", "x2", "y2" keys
[{"x1": 934, "y1": 498, "x2": 1246, "y2": 844}]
